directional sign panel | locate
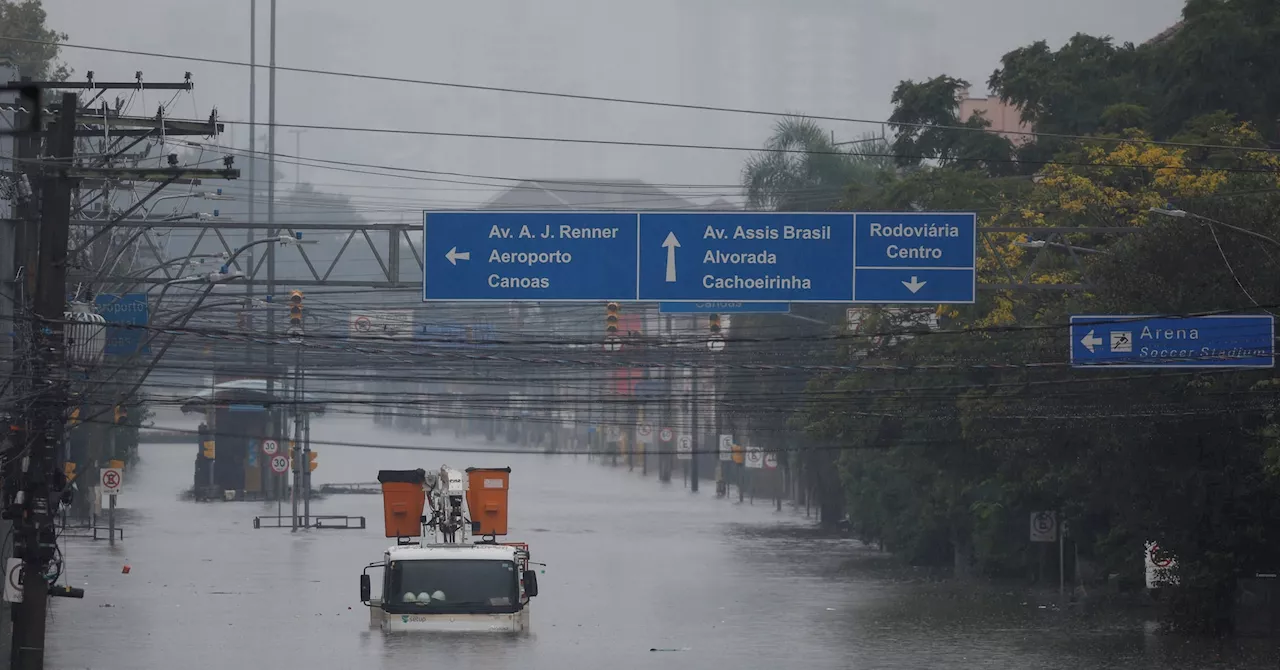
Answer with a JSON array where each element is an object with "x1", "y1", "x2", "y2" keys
[
  {"x1": 94, "y1": 293, "x2": 150, "y2": 355},
  {"x1": 1070, "y1": 315, "x2": 1274, "y2": 368},
  {"x1": 423, "y1": 211, "x2": 639, "y2": 301},
  {"x1": 423, "y1": 210, "x2": 977, "y2": 304},
  {"x1": 638, "y1": 212, "x2": 854, "y2": 302},
  {"x1": 853, "y1": 212, "x2": 976, "y2": 303},
  {"x1": 659, "y1": 301, "x2": 790, "y2": 314}
]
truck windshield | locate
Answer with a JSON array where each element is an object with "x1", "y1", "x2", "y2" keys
[{"x1": 385, "y1": 559, "x2": 520, "y2": 614}]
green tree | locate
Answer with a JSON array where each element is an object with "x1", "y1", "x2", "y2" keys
[
  {"x1": 741, "y1": 116, "x2": 893, "y2": 212},
  {"x1": 888, "y1": 75, "x2": 1017, "y2": 175},
  {"x1": 0, "y1": 0, "x2": 69, "y2": 80}
]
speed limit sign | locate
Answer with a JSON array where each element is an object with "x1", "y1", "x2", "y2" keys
[
  {"x1": 269, "y1": 454, "x2": 289, "y2": 474},
  {"x1": 261, "y1": 439, "x2": 279, "y2": 456},
  {"x1": 659, "y1": 427, "x2": 673, "y2": 443}
]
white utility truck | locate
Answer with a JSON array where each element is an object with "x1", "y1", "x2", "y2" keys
[{"x1": 360, "y1": 465, "x2": 539, "y2": 632}]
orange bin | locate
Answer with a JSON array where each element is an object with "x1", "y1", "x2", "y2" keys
[
  {"x1": 376, "y1": 469, "x2": 426, "y2": 538},
  {"x1": 465, "y1": 467, "x2": 511, "y2": 537}
]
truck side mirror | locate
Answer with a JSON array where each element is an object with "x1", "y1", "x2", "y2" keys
[
  {"x1": 360, "y1": 573, "x2": 371, "y2": 602},
  {"x1": 522, "y1": 570, "x2": 538, "y2": 598}
]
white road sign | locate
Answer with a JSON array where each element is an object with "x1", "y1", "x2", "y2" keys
[
  {"x1": 3, "y1": 558, "x2": 22, "y2": 603},
  {"x1": 744, "y1": 446, "x2": 764, "y2": 469},
  {"x1": 659, "y1": 427, "x2": 674, "y2": 443},
  {"x1": 718, "y1": 434, "x2": 733, "y2": 461},
  {"x1": 764, "y1": 452, "x2": 778, "y2": 469},
  {"x1": 1144, "y1": 541, "x2": 1179, "y2": 589},
  {"x1": 261, "y1": 439, "x2": 279, "y2": 456},
  {"x1": 100, "y1": 467, "x2": 122, "y2": 495},
  {"x1": 270, "y1": 454, "x2": 290, "y2": 475},
  {"x1": 1030, "y1": 511, "x2": 1057, "y2": 543},
  {"x1": 637, "y1": 423, "x2": 653, "y2": 442},
  {"x1": 676, "y1": 435, "x2": 693, "y2": 460}
]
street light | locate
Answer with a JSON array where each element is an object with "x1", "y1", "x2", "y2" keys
[
  {"x1": 1013, "y1": 239, "x2": 1108, "y2": 255},
  {"x1": 1150, "y1": 207, "x2": 1280, "y2": 249},
  {"x1": 223, "y1": 233, "x2": 309, "y2": 268}
]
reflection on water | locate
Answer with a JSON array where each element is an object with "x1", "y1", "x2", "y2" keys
[{"x1": 45, "y1": 417, "x2": 1275, "y2": 669}]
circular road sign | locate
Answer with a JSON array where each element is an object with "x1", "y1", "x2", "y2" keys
[
  {"x1": 261, "y1": 439, "x2": 279, "y2": 456},
  {"x1": 637, "y1": 424, "x2": 653, "y2": 438},
  {"x1": 354, "y1": 316, "x2": 372, "y2": 332},
  {"x1": 764, "y1": 453, "x2": 778, "y2": 469},
  {"x1": 269, "y1": 454, "x2": 289, "y2": 474},
  {"x1": 659, "y1": 427, "x2": 674, "y2": 442},
  {"x1": 101, "y1": 468, "x2": 121, "y2": 492},
  {"x1": 6, "y1": 560, "x2": 21, "y2": 597},
  {"x1": 1149, "y1": 543, "x2": 1174, "y2": 568},
  {"x1": 1033, "y1": 511, "x2": 1056, "y2": 535},
  {"x1": 677, "y1": 435, "x2": 692, "y2": 451}
]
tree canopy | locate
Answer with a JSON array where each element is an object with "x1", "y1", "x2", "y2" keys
[
  {"x1": 0, "y1": 0, "x2": 69, "y2": 80},
  {"x1": 739, "y1": 0, "x2": 1280, "y2": 634}
]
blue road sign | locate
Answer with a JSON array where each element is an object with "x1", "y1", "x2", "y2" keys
[
  {"x1": 1070, "y1": 314, "x2": 1274, "y2": 368},
  {"x1": 637, "y1": 212, "x2": 855, "y2": 302},
  {"x1": 415, "y1": 322, "x2": 497, "y2": 348},
  {"x1": 422, "y1": 211, "x2": 977, "y2": 304},
  {"x1": 423, "y1": 211, "x2": 639, "y2": 301},
  {"x1": 94, "y1": 293, "x2": 151, "y2": 355},
  {"x1": 658, "y1": 302, "x2": 791, "y2": 314},
  {"x1": 853, "y1": 212, "x2": 976, "y2": 303}
]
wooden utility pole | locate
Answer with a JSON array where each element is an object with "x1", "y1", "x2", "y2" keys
[{"x1": 11, "y1": 92, "x2": 77, "y2": 670}]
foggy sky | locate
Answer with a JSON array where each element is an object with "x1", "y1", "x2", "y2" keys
[{"x1": 44, "y1": 0, "x2": 1185, "y2": 210}]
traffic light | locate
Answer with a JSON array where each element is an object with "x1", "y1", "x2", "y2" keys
[
  {"x1": 288, "y1": 290, "x2": 304, "y2": 328},
  {"x1": 64, "y1": 461, "x2": 76, "y2": 482},
  {"x1": 113, "y1": 405, "x2": 127, "y2": 425},
  {"x1": 709, "y1": 313, "x2": 721, "y2": 335},
  {"x1": 308, "y1": 451, "x2": 318, "y2": 472},
  {"x1": 198, "y1": 424, "x2": 215, "y2": 459},
  {"x1": 605, "y1": 302, "x2": 620, "y2": 335}
]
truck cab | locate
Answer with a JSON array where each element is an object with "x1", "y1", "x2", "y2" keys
[
  {"x1": 360, "y1": 466, "x2": 539, "y2": 632},
  {"x1": 362, "y1": 542, "x2": 537, "y2": 632}
]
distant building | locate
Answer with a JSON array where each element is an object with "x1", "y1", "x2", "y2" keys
[
  {"x1": 958, "y1": 86, "x2": 1034, "y2": 146},
  {"x1": 481, "y1": 178, "x2": 727, "y2": 211}
]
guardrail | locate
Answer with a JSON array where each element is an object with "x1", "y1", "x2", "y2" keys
[{"x1": 252, "y1": 514, "x2": 366, "y2": 530}]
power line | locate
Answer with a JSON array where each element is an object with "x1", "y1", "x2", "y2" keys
[{"x1": 6, "y1": 36, "x2": 1279, "y2": 156}]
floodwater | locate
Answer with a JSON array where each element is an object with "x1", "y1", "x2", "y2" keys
[{"x1": 46, "y1": 416, "x2": 1274, "y2": 669}]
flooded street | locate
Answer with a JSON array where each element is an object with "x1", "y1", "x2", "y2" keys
[{"x1": 45, "y1": 417, "x2": 1273, "y2": 670}]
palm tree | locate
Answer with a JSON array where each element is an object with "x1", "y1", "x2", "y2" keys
[{"x1": 741, "y1": 117, "x2": 894, "y2": 212}]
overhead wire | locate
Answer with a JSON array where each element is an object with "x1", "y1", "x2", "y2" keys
[{"x1": 6, "y1": 35, "x2": 1280, "y2": 156}]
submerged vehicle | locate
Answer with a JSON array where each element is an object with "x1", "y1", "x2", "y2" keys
[{"x1": 359, "y1": 465, "x2": 539, "y2": 632}]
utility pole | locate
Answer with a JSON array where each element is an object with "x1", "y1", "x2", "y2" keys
[
  {"x1": 263, "y1": 0, "x2": 281, "y2": 507},
  {"x1": 660, "y1": 314, "x2": 673, "y2": 482},
  {"x1": 246, "y1": 0, "x2": 257, "y2": 368},
  {"x1": 690, "y1": 358, "x2": 699, "y2": 492},
  {"x1": 11, "y1": 92, "x2": 77, "y2": 670},
  {"x1": 288, "y1": 129, "x2": 305, "y2": 186}
]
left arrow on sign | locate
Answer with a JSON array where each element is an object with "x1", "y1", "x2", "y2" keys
[
  {"x1": 662, "y1": 232, "x2": 680, "y2": 282},
  {"x1": 445, "y1": 247, "x2": 471, "y2": 265},
  {"x1": 1080, "y1": 329, "x2": 1103, "y2": 353}
]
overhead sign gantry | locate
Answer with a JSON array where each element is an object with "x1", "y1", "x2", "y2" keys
[{"x1": 421, "y1": 210, "x2": 977, "y2": 304}]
